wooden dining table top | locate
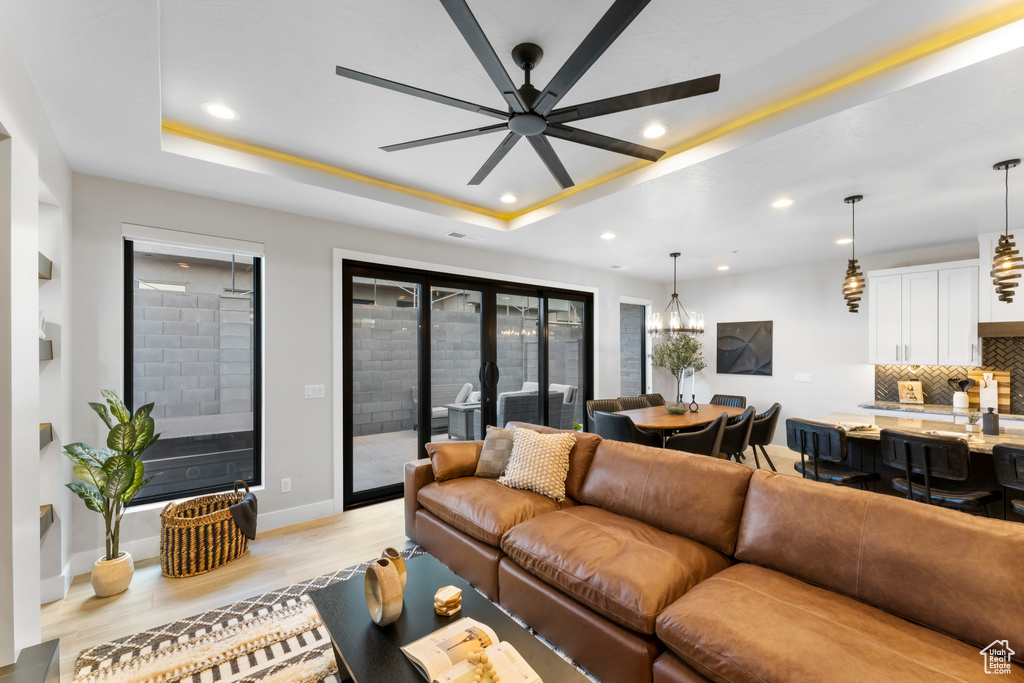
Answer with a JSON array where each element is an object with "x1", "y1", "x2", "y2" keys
[{"x1": 615, "y1": 403, "x2": 745, "y2": 431}]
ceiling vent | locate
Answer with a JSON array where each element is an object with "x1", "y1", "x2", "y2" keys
[{"x1": 445, "y1": 231, "x2": 483, "y2": 242}]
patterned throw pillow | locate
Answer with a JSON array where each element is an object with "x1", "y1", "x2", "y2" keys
[
  {"x1": 498, "y1": 428, "x2": 576, "y2": 501},
  {"x1": 475, "y1": 426, "x2": 514, "y2": 478}
]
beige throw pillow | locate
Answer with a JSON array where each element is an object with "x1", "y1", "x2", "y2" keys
[
  {"x1": 475, "y1": 426, "x2": 514, "y2": 478},
  {"x1": 498, "y1": 428, "x2": 576, "y2": 501}
]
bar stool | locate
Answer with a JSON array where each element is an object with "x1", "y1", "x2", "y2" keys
[
  {"x1": 591, "y1": 411, "x2": 661, "y2": 448},
  {"x1": 617, "y1": 395, "x2": 651, "y2": 411},
  {"x1": 710, "y1": 394, "x2": 746, "y2": 408},
  {"x1": 747, "y1": 403, "x2": 781, "y2": 471},
  {"x1": 992, "y1": 443, "x2": 1024, "y2": 519},
  {"x1": 880, "y1": 429, "x2": 1001, "y2": 515},
  {"x1": 720, "y1": 407, "x2": 755, "y2": 462},
  {"x1": 787, "y1": 419, "x2": 879, "y2": 489},
  {"x1": 665, "y1": 411, "x2": 728, "y2": 457}
]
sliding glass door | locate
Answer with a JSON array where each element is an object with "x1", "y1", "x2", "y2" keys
[{"x1": 342, "y1": 262, "x2": 593, "y2": 508}]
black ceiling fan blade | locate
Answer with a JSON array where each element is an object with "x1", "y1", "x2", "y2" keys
[
  {"x1": 335, "y1": 66, "x2": 509, "y2": 120},
  {"x1": 544, "y1": 125, "x2": 664, "y2": 162},
  {"x1": 469, "y1": 132, "x2": 522, "y2": 185},
  {"x1": 438, "y1": 0, "x2": 528, "y2": 114},
  {"x1": 547, "y1": 74, "x2": 721, "y2": 124},
  {"x1": 527, "y1": 135, "x2": 575, "y2": 189},
  {"x1": 381, "y1": 123, "x2": 508, "y2": 152},
  {"x1": 533, "y1": 0, "x2": 651, "y2": 116}
]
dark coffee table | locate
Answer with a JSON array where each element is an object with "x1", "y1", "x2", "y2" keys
[{"x1": 308, "y1": 553, "x2": 590, "y2": 682}]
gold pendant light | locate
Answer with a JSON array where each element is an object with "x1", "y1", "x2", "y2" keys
[
  {"x1": 842, "y1": 195, "x2": 865, "y2": 312},
  {"x1": 647, "y1": 252, "x2": 704, "y2": 335},
  {"x1": 992, "y1": 159, "x2": 1022, "y2": 303}
]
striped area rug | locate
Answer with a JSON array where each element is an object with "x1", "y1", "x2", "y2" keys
[{"x1": 73, "y1": 546, "x2": 426, "y2": 683}]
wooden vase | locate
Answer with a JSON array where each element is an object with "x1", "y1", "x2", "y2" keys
[
  {"x1": 381, "y1": 547, "x2": 407, "y2": 590},
  {"x1": 365, "y1": 557, "x2": 403, "y2": 626}
]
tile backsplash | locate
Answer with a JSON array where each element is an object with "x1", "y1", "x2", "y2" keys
[{"x1": 873, "y1": 336, "x2": 1023, "y2": 414}]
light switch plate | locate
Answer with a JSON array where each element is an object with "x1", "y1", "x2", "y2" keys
[
  {"x1": 304, "y1": 384, "x2": 325, "y2": 399},
  {"x1": 795, "y1": 373, "x2": 813, "y2": 383}
]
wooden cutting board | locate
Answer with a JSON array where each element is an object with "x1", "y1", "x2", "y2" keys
[{"x1": 967, "y1": 370, "x2": 1010, "y2": 413}]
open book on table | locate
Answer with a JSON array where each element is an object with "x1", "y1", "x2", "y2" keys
[{"x1": 401, "y1": 617, "x2": 542, "y2": 683}]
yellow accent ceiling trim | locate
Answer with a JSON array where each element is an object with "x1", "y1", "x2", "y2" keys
[
  {"x1": 160, "y1": 121, "x2": 511, "y2": 220},
  {"x1": 163, "y1": 2, "x2": 1024, "y2": 224}
]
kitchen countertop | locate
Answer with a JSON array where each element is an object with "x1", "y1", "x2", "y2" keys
[
  {"x1": 819, "y1": 412, "x2": 1024, "y2": 454},
  {"x1": 858, "y1": 401, "x2": 1024, "y2": 422}
]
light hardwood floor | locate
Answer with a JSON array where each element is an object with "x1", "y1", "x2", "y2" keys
[{"x1": 42, "y1": 498, "x2": 409, "y2": 682}]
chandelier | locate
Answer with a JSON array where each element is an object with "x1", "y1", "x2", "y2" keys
[
  {"x1": 992, "y1": 159, "x2": 1022, "y2": 303},
  {"x1": 842, "y1": 195, "x2": 865, "y2": 312},
  {"x1": 647, "y1": 252, "x2": 704, "y2": 335}
]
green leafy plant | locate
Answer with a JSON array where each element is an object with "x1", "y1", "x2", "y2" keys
[
  {"x1": 573, "y1": 421, "x2": 583, "y2": 432},
  {"x1": 651, "y1": 334, "x2": 707, "y2": 403},
  {"x1": 967, "y1": 411, "x2": 981, "y2": 425},
  {"x1": 63, "y1": 390, "x2": 160, "y2": 561}
]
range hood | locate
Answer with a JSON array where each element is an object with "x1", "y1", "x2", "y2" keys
[{"x1": 978, "y1": 321, "x2": 1024, "y2": 337}]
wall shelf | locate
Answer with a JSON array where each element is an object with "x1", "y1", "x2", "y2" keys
[
  {"x1": 39, "y1": 504, "x2": 53, "y2": 538},
  {"x1": 39, "y1": 339, "x2": 52, "y2": 361},
  {"x1": 39, "y1": 423, "x2": 52, "y2": 449},
  {"x1": 38, "y1": 251, "x2": 52, "y2": 280}
]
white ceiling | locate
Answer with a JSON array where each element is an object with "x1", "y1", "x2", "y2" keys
[{"x1": 3, "y1": 0, "x2": 1024, "y2": 282}]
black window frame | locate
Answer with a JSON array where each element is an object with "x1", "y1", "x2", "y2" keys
[{"x1": 123, "y1": 237, "x2": 263, "y2": 506}]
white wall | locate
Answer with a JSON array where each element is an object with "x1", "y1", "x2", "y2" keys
[
  {"x1": 669, "y1": 241, "x2": 979, "y2": 444},
  {"x1": 70, "y1": 173, "x2": 665, "y2": 571},
  {"x1": 0, "y1": 10, "x2": 72, "y2": 666}
]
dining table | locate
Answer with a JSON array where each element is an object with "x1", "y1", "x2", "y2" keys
[{"x1": 615, "y1": 403, "x2": 745, "y2": 438}]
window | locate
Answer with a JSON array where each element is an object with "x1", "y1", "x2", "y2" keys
[
  {"x1": 124, "y1": 238, "x2": 262, "y2": 504},
  {"x1": 619, "y1": 303, "x2": 646, "y2": 396}
]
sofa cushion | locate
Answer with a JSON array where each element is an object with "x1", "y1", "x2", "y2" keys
[
  {"x1": 417, "y1": 477, "x2": 573, "y2": 546},
  {"x1": 498, "y1": 428, "x2": 575, "y2": 501},
  {"x1": 475, "y1": 426, "x2": 514, "y2": 478},
  {"x1": 577, "y1": 439, "x2": 752, "y2": 554},
  {"x1": 736, "y1": 470, "x2": 1024, "y2": 657},
  {"x1": 501, "y1": 505, "x2": 731, "y2": 634},
  {"x1": 505, "y1": 422, "x2": 600, "y2": 501},
  {"x1": 656, "y1": 563, "x2": 1012, "y2": 682},
  {"x1": 426, "y1": 441, "x2": 481, "y2": 482}
]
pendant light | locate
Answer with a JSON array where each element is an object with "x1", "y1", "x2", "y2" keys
[
  {"x1": 647, "y1": 252, "x2": 704, "y2": 335},
  {"x1": 842, "y1": 195, "x2": 865, "y2": 313},
  {"x1": 992, "y1": 159, "x2": 1022, "y2": 303}
]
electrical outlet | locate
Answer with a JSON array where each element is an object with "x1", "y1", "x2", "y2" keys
[
  {"x1": 280, "y1": 477, "x2": 291, "y2": 493},
  {"x1": 304, "y1": 384, "x2": 325, "y2": 399},
  {"x1": 795, "y1": 373, "x2": 813, "y2": 383}
]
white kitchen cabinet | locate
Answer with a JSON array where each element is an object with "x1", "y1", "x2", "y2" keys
[
  {"x1": 938, "y1": 265, "x2": 979, "y2": 365},
  {"x1": 868, "y1": 260, "x2": 977, "y2": 366}
]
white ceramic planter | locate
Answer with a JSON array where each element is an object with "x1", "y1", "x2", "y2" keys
[
  {"x1": 92, "y1": 552, "x2": 134, "y2": 597},
  {"x1": 952, "y1": 391, "x2": 969, "y2": 409}
]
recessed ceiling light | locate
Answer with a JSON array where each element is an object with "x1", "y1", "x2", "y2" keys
[
  {"x1": 608, "y1": 265, "x2": 626, "y2": 270},
  {"x1": 177, "y1": 262, "x2": 190, "y2": 268},
  {"x1": 771, "y1": 198, "x2": 795, "y2": 208},
  {"x1": 601, "y1": 232, "x2": 616, "y2": 240},
  {"x1": 500, "y1": 193, "x2": 517, "y2": 203},
  {"x1": 201, "y1": 102, "x2": 240, "y2": 121},
  {"x1": 642, "y1": 124, "x2": 667, "y2": 139},
  {"x1": 717, "y1": 265, "x2": 730, "y2": 271},
  {"x1": 836, "y1": 238, "x2": 853, "y2": 245}
]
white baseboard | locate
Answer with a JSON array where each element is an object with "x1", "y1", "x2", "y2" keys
[
  {"x1": 39, "y1": 563, "x2": 73, "y2": 603},
  {"x1": 68, "y1": 499, "x2": 337, "y2": 578}
]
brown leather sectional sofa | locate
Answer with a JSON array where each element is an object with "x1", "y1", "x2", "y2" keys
[{"x1": 404, "y1": 423, "x2": 1024, "y2": 682}]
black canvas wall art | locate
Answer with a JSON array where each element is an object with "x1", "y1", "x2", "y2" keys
[{"x1": 717, "y1": 321, "x2": 773, "y2": 376}]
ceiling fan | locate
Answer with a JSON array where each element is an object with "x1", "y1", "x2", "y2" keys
[{"x1": 335, "y1": 0, "x2": 720, "y2": 190}]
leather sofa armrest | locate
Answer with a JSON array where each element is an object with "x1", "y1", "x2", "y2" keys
[{"x1": 405, "y1": 458, "x2": 436, "y2": 544}]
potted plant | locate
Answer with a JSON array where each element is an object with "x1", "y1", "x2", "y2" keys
[
  {"x1": 965, "y1": 411, "x2": 981, "y2": 433},
  {"x1": 64, "y1": 390, "x2": 159, "y2": 597},
  {"x1": 651, "y1": 334, "x2": 707, "y2": 409}
]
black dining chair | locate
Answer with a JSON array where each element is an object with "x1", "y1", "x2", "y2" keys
[
  {"x1": 640, "y1": 393, "x2": 666, "y2": 407},
  {"x1": 710, "y1": 394, "x2": 746, "y2": 409},
  {"x1": 665, "y1": 411, "x2": 728, "y2": 457},
  {"x1": 591, "y1": 411, "x2": 661, "y2": 448},
  {"x1": 616, "y1": 395, "x2": 651, "y2": 411},
  {"x1": 787, "y1": 419, "x2": 879, "y2": 489},
  {"x1": 719, "y1": 406, "x2": 755, "y2": 462},
  {"x1": 586, "y1": 399, "x2": 622, "y2": 419},
  {"x1": 993, "y1": 444, "x2": 1024, "y2": 519},
  {"x1": 747, "y1": 403, "x2": 782, "y2": 472},
  {"x1": 879, "y1": 429, "x2": 1001, "y2": 515}
]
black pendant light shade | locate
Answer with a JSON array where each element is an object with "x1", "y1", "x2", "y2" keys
[
  {"x1": 843, "y1": 195, "x2": 865, "y2": 312},
  {"x1": 992, "y1": 159, "x2": 1022, "y2": 303}
]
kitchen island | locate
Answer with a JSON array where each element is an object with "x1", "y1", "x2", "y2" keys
[{"x1": 858, "y1": 401, "x2": 1024, "y2": 426}]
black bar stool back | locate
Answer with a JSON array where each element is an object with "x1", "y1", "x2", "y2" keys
[
  {"x1": 992, "y1": 443, "x2": 1024, "y2": 518},
  {"x1": 786, "y1": 418, "x2": 879, "y2": 489}
]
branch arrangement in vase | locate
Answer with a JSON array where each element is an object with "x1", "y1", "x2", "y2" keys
[{"x1": 650, "y1": 334, "x2": 707, "y2": 405}]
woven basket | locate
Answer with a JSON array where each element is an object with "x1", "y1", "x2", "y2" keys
[{"x1": 160, "y1": 481, "x2": 252, "y2": 578}]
